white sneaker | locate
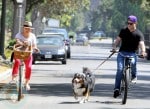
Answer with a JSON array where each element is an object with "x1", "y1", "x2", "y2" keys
[
  {"x1": 25, "y1": 84, "x2": 31, "y2": 91},
  {"x1": 131, "y1": 77, "x2": 137, "y2": 83}
]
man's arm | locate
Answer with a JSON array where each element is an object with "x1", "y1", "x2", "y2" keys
[
  {"x1": 112, "y1": 36, "x2": 121, "y2": 50},
  {"x1": 139, "y1": 41, "x2": 146, "y2": 56}
]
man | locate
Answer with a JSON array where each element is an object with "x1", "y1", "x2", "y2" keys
[
  {"x1": 12, "y1": 21, "x2": 39, "y2": 90},
  {"x1": 112, "y1": 15, "x2": 146, "y2": 98}
]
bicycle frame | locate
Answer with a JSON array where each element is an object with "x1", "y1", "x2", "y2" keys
[{"x1": 121, "y1": 54, "x2": 133, "y2": 104}]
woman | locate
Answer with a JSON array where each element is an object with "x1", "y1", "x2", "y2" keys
[{"x1": 12, "y1": 21, "x2": 39, "y2": 90}]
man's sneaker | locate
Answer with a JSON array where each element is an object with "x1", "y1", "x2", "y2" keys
[
  {"x1": 131, "y1": 77, "x2": 137, "y2": 84},
  {"x1": 113, "y1": 89, "x2": 120, "y2": 98}
]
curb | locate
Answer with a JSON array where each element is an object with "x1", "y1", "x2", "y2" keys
[{"x1": 0, "y1": 69, "x2": 11, "y2": 82}]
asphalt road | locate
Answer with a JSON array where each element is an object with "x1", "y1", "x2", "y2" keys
[{"x1": 0, "y1": 38, "x2": 150, "y2": 109}]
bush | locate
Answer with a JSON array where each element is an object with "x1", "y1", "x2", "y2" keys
[
  {"x1": 8, "y1": 39, "x2": 16, "y2": 46},
  {"x1": 5, "y1": 39, "x2": 16, "y2": 59}
]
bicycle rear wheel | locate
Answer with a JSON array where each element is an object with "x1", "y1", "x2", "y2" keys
[
  {"x1": 18, "y1": 65, "x2": 23, "y2": 101},
  {"x1": 121, "y1": 69, "x2": 129, "y2": 104}
]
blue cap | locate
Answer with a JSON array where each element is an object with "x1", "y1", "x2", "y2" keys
[{"x1": 128, "y1": 15, "x2": 137, "y2": 23}]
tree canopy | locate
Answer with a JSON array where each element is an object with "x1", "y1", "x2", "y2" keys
[{"x1": 1, "y1": 0, "x2": 150, "y2": 36}]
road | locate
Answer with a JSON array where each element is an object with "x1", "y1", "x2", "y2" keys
[{"x1": 0, "y1": 38, "x2": 150, "y2": 109}]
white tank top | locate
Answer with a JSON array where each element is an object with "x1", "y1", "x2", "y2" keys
[{"x1": 15, "y1": 32, "x2": 36, "y2": 46}]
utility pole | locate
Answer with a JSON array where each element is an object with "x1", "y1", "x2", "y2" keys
[
  {"x1": 12, "y1": 0, "x2": 26, "y2": 39},
  {"x1": 0, "y1": 0, "x2": 6, "y2": 59}
]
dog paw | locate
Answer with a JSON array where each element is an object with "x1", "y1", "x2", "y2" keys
[
  {"x1": 74, "y1": 96, "x2": 78, "y2": 100},
  {"x1": 79, "y1": 99, "x2": 87, "y2": 104},
  {"x1": 84, "y1": 99, "x2": 88, "y2": 103},
  {"x1": 79, "y1": 100, "x2": 84, "y2": 104}
]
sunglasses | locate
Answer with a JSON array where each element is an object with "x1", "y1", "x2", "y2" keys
[{"x1": 127, "y1": 22, "x2": 134, "y2": 25}]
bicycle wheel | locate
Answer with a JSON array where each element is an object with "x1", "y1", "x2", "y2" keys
[
  {"x1": 126, "y1": 67, "x2": 131, "y2": 86},
  {"x1": 121, "y1": 69, "x2": 129, "y2": 104},
  {"x1": 18, "y1": 65, "x2": 23, "y2": 101}
]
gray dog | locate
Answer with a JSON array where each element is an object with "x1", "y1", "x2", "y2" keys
[{"x1": 72, "y1": 67, "x2": 95, "y2": 103}]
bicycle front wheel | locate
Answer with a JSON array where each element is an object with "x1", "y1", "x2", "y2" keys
[
  {"x1": 18, "y1": 65, "x2": 23, "y2": 101},
  {"x1": 121, "y1": 69, "x2": 129, "y2": 104}
]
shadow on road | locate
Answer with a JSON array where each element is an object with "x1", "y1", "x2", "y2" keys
[{"x1": 28, "y1": 81, "x2": 150, "y2": 100}]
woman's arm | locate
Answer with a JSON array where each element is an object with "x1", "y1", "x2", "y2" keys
[{"x1": 16, "y1": 38, "x2": 24, "y2": 46}]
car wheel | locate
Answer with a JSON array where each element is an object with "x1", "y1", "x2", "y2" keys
[
  {"x1": 62, "y1": 59, "x2": 67, "y2": 64},
  {"x1": 83, "y1": 42, "x2": 85, "y2": 46},
  {"x1": 32, "y1": 56, "x2": 36, "y2": 64},
  {"x1": 32, "y1": 60, "x2": 36, "y2": 64},
  {"x1": 67, "y1": 52, "x2": 71, "y2": 58}
]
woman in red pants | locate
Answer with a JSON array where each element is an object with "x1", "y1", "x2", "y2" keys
[{"x1": 12, "y1": 21, "x2": 39, "y2": 90}]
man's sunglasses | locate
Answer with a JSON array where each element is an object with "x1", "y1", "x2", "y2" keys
[{"x1": 127, "y1": 22, "x2": 134, "y2": 25}]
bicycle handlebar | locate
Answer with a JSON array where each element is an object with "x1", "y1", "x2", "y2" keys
[{"x1": 110, "y1": 50, "x2": 146, "y2": 59}]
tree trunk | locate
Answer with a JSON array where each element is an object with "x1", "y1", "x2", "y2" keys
[
  {"x1": 11, "y1": 0, "x2": 26, "y2": 39},
  {"x1": 31, "y1": 7, "x2": 43, "y2": 35}
]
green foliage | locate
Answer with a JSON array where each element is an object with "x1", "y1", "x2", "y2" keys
[
  {"x1": 1, "y1": 0, "x2": 150, "y2": 39},
  {"x1": 38, "y1": 0, "x2": 90, "y2": 27},
  {"x1": 60, "y1": 14, "x2": 72, "y2": 27},
  {"x1": 4, "y1": 39, "x2": 16, "y2": 59},
  {"x1": 7, "y1": 39, "x2": 16, "y2": 47},
  {"x1": 70, "y1": 12, "x2": 85, "y2": 31},
  {"x1": 91, "y1": 0, "x2": 114, "y2": 33},
  {"x1": 91, "y1": 13, "x2": 102, "y2": 32},
  {"x1": 4, "y1": 49, "x2": 13, "y2": 59},
  {"x1": 5, "y1": 1, "x2": 13, "y2": 30},
  {"x1": 113, "y1": 0, "x2": 146, "y2": 32},
  {"x1": 89, "y1": 0, "x2": 150, "y2": 36}
]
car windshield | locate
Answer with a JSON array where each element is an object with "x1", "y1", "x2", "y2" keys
[
  {"x1": 42, "y1": 28, "x2": 69, "y2": 40},
  {"x1": 37, "y1": 37, "x2": 63, "y2": 46}
]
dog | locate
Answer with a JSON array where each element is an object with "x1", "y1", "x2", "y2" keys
[{"x1": 72, "y1": 67, "x2": 95, "y2": 103}]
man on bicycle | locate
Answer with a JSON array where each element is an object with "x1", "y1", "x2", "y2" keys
[
  {"x1": 112, "y1": 15, "x2": 146, "y2": 98},
  {"x1": 12, "y1": 21, "x2": 39, "y2": 91}
]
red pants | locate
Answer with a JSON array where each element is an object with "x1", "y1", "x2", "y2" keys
[{"x1": 12, "y1": 55, "x2": 33, "y2": 80}]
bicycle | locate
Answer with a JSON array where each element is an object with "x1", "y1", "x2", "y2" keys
[
  {"x1": 13, "y1": 44, "x2": 32, "y2": 101},
  {"x1": 120, "y1": 53, "x2": 133, "y2": 104},
  {"x1": 114, "y1": 51, "x2": 144, "y2": 104}
]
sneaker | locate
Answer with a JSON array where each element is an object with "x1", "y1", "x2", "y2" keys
[
  {"x1": 113, "y1": 89, "x2": 120, "y2": 98},
  {"x1": 9, "y1": 80, "x2": 17, "y2": 84},
  {"x1": 131, "y1": 77, "x2": 137, "y2": 84},
  {"x1": 25, "y1": 84, "x2": 31, "y2": 91}
]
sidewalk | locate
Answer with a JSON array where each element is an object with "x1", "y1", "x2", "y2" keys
[
  {"x1": 0, "y1": 59, "x2": 12, "y2": 82},
  {"x1": 0, "y1": 67, "x2": 11, "y2": 82}
]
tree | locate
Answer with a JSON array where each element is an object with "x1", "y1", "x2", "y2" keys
[
  {"x1": 112, "y1": 0, "x2": 147, "y2": 32},
  {"x1": 36, "y1": 0, "x2": 90, "y2": 27},
  {"x1": 90, "y1": 0, "x2": 114, "y2": 33},
  {"x1": 9, "y1": 0, "x2": 90, "y2": 37}
]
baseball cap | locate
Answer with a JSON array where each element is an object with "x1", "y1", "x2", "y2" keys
[
  {"x1": 23, "y1": 21, "x2": 34, "y2": 29},
  {"x1": 128, "y1": 15, "x2": 137, "y2": 23}
]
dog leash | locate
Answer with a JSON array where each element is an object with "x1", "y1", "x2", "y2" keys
[{"x1": 93, "y1": 52, "x2": 115, "y2": 72}]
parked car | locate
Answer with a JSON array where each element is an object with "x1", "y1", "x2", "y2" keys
[
  {"x1": 42, "y1": 27, "x2": 71, "y2": 58},
  {"x1": 32, "y1": 34, "x2": 67, "y2": 64},
  {"x1": 76, "y1": 33, "x2": 88, "y2": 45},
  {"x1": 91, "y1": 31, "x2": 106, "y2": 39}
]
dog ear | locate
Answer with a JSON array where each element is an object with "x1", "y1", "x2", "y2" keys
[
  {"x1": 81, "y1": 73, "x2": 86, "y2": 78},
  {"x1": 74, "y1": 73, "x2": 79, "y2": 77},
  {"x1": 83, "y1": 67, "x2": 89, "y2": 74}
]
